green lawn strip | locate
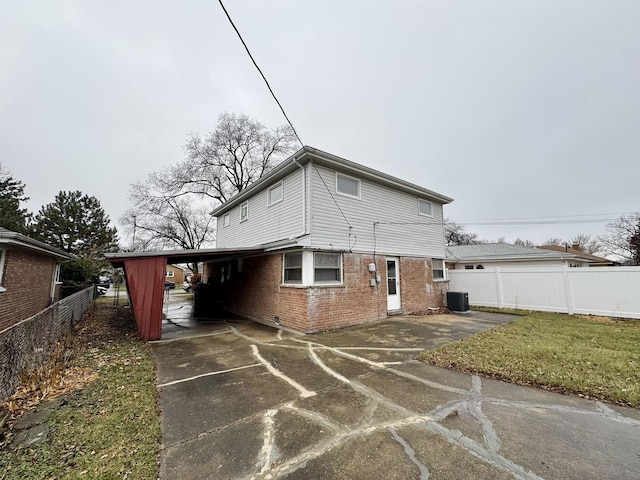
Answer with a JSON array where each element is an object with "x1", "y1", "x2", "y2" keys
[
  {"x1": 419, "y1": 312, "x2": 640, "y2": 408},
  {"x1": 0, "y1": 306, "x2": 160, "y2": 479}
]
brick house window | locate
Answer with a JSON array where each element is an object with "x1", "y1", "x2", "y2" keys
[
  {"x1": 283, "y1": 252, "x2": 302, "y2": 284},
  {"x1": 432, "y1": 258, "x2": 445, "y2": 280},
  {"x1": 314, "y1": 252, "x2": 341, "y2": 283},
  {"x1": 0, "y1": 249, "x2": 6, "y2": 292},
  {"x1": 240, "y1": 201, "x2": 249, "y2": 222}
]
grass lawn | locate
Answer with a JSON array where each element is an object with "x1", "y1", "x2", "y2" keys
[
  {"x1": 0, "y1": 305, "x2": 160, "y2": 479},
  {"x1": 419, "y1": 311, "x2": 640, "y2": 408}
]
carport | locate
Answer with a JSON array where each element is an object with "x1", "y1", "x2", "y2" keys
[{"x1": 105, "y1": 247, "x2": 264, "y2": 341}]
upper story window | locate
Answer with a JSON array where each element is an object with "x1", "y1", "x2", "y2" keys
[
  {"x1": 432, "y1": 258, "x2": 445, "y2": 280},
  {"x1": 166, "y1": 270, "x2": 175, "y2": 277},
  {"x1": 268, "y1": 182, "x2": 284, "y2": 206},
  {"x1": 418, "y1": 199, "x2": 433, "y2": 217},
  {"x1": 314, "y1": 252, "x2": 341, "y2": 283},
  {"x1": 283, "y1": 252, "x2": 302, "y2": 284},
  {"x1": 240, "y1": 201, "x2": 249, "y2": 222},
  {"x1": 222, "y1": 213, "x2": 230, "y2": 227},
  {"x1": 336, "y1": 173, "x2": 360, "y2": 198},
  {"x1": 0, "y1": 249, "x2": 6, "y2": 292}
]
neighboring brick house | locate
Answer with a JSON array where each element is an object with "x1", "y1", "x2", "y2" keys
[
  {"x1": 205, "y1": 146, "x2": 453, "y2": 333},
  {"x1": 536, "y1": 244, "x2": 621, "y2": 267},
  {"x1": 0, "y1": 228, "x2": 73, "y2": 332},
  {"x1": 165, "y1": 264, "x2": 186, "y2": 284}
]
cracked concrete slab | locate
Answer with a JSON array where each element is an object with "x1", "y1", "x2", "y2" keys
[{"x1": 150, "y1": 310, "x2": 639, "y2": 479}]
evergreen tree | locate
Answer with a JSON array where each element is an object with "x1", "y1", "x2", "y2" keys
[
  {"x1": 0, "y1": 163, "x2": 30, "y2": 233},
  {"x1": 32, "y1": 191, "x2": 118, "y2": 284},
  {"x1": 630, "y1": 220, "x2": 640, "y2": 266}
]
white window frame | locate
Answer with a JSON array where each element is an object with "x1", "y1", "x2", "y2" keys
[
  {"x1": 166, "y1": 270, "x2": 175, "y2": 278},
  {"x1": 335, "y1": 172, "x2": 361, "y2": 199},
  {"x1": 0, "y1": 249, "x2": 6, "y2": 293},
  {"x1": 418, "y1": 198, "x2": 433, "y2": 217},
  {"x1": 313, "y1": 252, "x2": 342, "y2": 284},
  {"x1": 240, "y1": 201, "x2": 249, "y2": 222},
  {"x1": 283, "y1": 251, "x2": 303, "y2": 284},
  {"x1": 222, "y1": 213, "x2": 230, "y2": 227},
  {"x1": 268, "y1": 181, "x2": 284, "y2": 206},
  {"x1": 432, "y1": 258, "x2": 446, "y2": 281}
]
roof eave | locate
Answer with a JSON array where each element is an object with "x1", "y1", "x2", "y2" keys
[
  {"x1": 210, "y1": 146, "x2": 454, "y2": 217},
  {"x1": 0, "y1": 231, "x2": 75, "y2": 260}
]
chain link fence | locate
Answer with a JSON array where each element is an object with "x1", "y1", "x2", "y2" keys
[{"x1": 0, "y1": 286, "x2": 95, "y2": 402}]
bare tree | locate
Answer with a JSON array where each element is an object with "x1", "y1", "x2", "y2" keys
[
  {"x1": 174, "y1": 112, "x2": 296, "y2": 202},
  {"x1": 569, "y1": 234, "x2": 602, "y2": 254},
  {"x1": 444, "y1": 219, "x2": 481, "y2": 246},
  {"x1": 541, "y1": 237, "x2": 564, "y2": 246},
  {"x1": 514, "y1": 238, "x2": 536, "y2": 247},
  {"x1": 599, "y1": 212, "x2": 640, "y2": 263},
  {"x1": 122, "y1": 169, "x2": 215, "y2": 271}
]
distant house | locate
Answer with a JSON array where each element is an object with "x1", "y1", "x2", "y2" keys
[
  {"x1": 0, "y1": 228, "x2": 73, "y2": 331},
  {"x1": 446, "y1": 243, "x2": 592, "y2": 270},
  {"x1": 165, "y1": 264, "x2": 186, "y2": 284},
  {"x1": 204, "y1": 146, "x2": 454, "y2": 333},
  {"x1": 536, "y1": 244, "x2": 620, "y2": 267}
]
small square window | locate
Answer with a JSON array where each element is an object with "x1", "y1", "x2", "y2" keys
[
  {"x1": 432, "y1": 258, "x2": 445, "y2": 279},
  {"x1": 283, "y1": 252, "x2": 302, "y2": 284},
  {"x1": 314, "y1": 252, "x2": 341, "y2": 283},
  {"x1": 418, "y1": 199, "x2": 432, "y2": 216},
  {"x1": 336, "y1": 173, "x2": 360, "y2": 198},
  {"x1": 222, "y1": 213, "x2": 230, "y2": 227},
  {"x1": 268, "y1": 182, "x2": 283, "y2": 205},
  {"x1": 166, "y1": 270, "x2": 175, "y2": 277},
  {"x1": 240, "y1": 201, "x2": 249, "y2": 222}
]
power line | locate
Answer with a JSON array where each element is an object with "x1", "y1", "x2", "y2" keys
[
  {"x1": 217, "y1": 0, "x2": 354, "y2": 230},
  {"x1": 217, "y1": 0, "x2": 304, "y2": 149}
]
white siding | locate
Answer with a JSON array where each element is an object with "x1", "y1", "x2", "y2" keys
[
  {"x1": 309, "y1": 163, "x2": 445, "y2": 258},
  {"x1": 216, "y1": 168, "x2": 305, "y2": 248}
]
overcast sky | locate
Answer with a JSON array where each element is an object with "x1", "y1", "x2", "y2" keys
[{"x1": 2, "y1": 1, "x2": 639, "y2": 246}]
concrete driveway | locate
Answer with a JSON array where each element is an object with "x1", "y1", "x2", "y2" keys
[{"x1": 150, "y1": 309, "x2": 640, "y2": 480}]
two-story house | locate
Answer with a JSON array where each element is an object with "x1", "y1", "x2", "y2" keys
[{"x1": 204, "y1": 146, "x2": 453, "y2": 333}]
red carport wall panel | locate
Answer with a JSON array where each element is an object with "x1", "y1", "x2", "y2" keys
[{"x1": 124, "y1": 257, "x2": 167, "y2": 341}]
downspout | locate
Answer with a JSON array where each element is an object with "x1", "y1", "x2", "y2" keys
[{"x1": 293, "y1": 157, "x2": 307, "y2": 236}]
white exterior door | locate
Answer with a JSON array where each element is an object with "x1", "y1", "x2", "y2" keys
[{"x1": 386, "y1": 258, "x2": 401, "y2": 311}]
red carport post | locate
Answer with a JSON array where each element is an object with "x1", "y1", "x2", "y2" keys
[{"x1": 124, "y1": 256, "x2": 167, "y2": 341}]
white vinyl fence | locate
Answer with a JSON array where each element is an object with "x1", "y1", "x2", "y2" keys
[{"x1": 448, "y1": 266, "x2": 640, "y2": 319}]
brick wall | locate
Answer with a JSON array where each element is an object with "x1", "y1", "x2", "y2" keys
[
  {"x1": 165, "y1": 265, "x2": 184, "y2": 284},
  {"x1": 207, "y1": 252, "x2": 447, "y2": 333},
  {"x1": 399, "y1": 256, "x2": 447, "y2": 313},
  {"x1": 0, "y1": 247, "x2": 57, "y2": 332}
]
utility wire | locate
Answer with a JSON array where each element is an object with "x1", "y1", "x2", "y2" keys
[
  {"x1": 217, "y1": 0, "x2": 304, "y2": 149},
  {"x1": 217, "y1": 0, "x2": 354, "y2": 230}
]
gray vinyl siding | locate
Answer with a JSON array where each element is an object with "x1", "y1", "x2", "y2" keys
[
  {"x1": 216, "y1": 168, "x2": 305, "y2": 248},
  {"x1": 309, "y1": 163, "x2": 446, "y2": 258}
]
